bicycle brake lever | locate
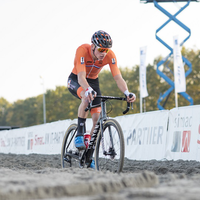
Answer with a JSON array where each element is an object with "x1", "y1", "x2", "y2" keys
[
  {"x1": 85, "y1": 99, "x2": 94, "y2": 112},
  {"x1": 123, "y1": 92, "x2": 134, "y2": 114},
  {"x1": 123, "y1": 102, "x2": 130, "y2": 115},
  {"x1": 85, "y1": 103, "x2": 91, "y2": 112},
  {"x1": 85, "y1": 107, "x2": 89, "y2": 112},
  {"x1": 128, "y1": 93, "x2": 134, "y2": 110}
]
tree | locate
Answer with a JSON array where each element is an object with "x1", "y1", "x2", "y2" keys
[
  {"x1": 1, "y1": 47, "x2": 199, "y2": 127},
  {"x1": 0, "y1": 98, "x2": 11, "y2": 125}
]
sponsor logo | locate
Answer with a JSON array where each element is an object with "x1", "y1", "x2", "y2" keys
[
  {"x1": 181, "y1": 131, "x2": 191, "y2": 152},
  {"x1": 126, "y1": 126, "x2": 164, "y2": 145},
  {"x1": 67, "y1": 80, "x2": 76, "y2": 90},
  {"x1": 0, "y1": 137, "x2": 25, "y2": 147},
  {"x1": 197, "y1": 124, "x2": 200, "y2": 145},
  {"x1": 171, "y1": 131, "x2": 181, "y2": 152},
  {"x1": 0, "y1": 139, "x2": 6, "y2": 147},
  {"x1": 174, "y1": 114, "x2": 192, "y2": 128},
  {"x1": 27, "y1": 139, "x2": 33, "y2": 150},
  {"x1": 67, "y1": 80, "x2": 71, "y2": 88},
  {"x1": 86, "y1": 61, "x2": 93, "y2": 63},
  {"x1": 171, "y1": 131, "x2": 191, "y2": 152},
  {"x1": 46, "y1": 131, "x2": 65, "y2": 144},
  {"x1": 35, "y1": 135, "x2": 44, "y2": 145},
  {"x1": 81, "y1": 57, "x2": 84, "y2": 64},
  {"x1": 80, "y1": 122, "x2": 85, "y2": 126},
  {"x1": 112, "y1": 58, "x2": 115, "y2": 64},
  {"x1": 27, "y1": 131, "x2": 64, "y2": 149}
]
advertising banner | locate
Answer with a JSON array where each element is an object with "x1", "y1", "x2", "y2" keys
[
  {"x1": 173, "y1": 35, "x2": 186, "y2": 93},
  {"x1": 165, "y1": 105, "x2": 200, "y2": 161},
  {"x1": 116, "y1": 110, "x2": 169, "y2": 160},
  {"x1": 140, "y1": 46, "x2": 148, "y2": 98},
  {"x1": 0, "y1": 119, "x2": 72, "y2": 155},
  {"x1": 0, "y1": 128, "x2": 26, "y2": 154},
  {"x1": 2, "y1": 105, "x2": 200, "y2": 162}
]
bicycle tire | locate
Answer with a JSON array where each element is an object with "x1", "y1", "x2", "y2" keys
[
  {"x1": 61, "y1": 123, "x2": 79, "y2": 168},
  {"x1": 95, "y1": 119, "x2": 125, "y2": 173}
]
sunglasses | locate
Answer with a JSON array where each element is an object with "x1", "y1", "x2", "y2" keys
[{"x1": 97, "y1": 47, "x2": 109, "y2": 53}]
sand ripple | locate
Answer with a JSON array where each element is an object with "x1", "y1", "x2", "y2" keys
[{"x1": 1, "y1": 153, "x2": 200, "y2": 200}]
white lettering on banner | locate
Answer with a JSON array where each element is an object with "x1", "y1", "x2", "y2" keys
[
  {"x1": 126, "y1": 126, "x2": 164, "y2": 145},
  {"x1": 174, "y1": 114, "x2": 192, "y2": 128}
]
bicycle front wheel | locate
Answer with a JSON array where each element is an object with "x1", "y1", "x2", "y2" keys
[
  {"x1": 95, "y1": 119, "x2": 125, "y2": 173},
  {"x1": 61, "y1": 124, "x2": 79, "y2": 168}
]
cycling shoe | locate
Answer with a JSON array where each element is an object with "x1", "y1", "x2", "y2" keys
[{"x1": 74, "y1": 136, "x2": 86, "y2": 150}]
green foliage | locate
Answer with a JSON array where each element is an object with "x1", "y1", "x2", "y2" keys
[
  {"x1": 0, "y1": 47, "x2": 199, "y2": 127},
  {"x1": 0, "y1": 98, "x2": 11, "y2": 125}
]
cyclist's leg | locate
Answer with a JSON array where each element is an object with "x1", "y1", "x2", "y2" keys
[
  {"x1": 88, "y1": 77, "x2": 102, "y2": 135},
  {"x1": 67, "y1": 73, "x2": 89, "y2": 149},
  {"x1": 90, "y1": 108, "x2": 101, "y2": 134}
]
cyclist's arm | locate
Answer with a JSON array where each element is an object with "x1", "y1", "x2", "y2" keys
[
  {"x1": 114, "y1": 74, "x2": 136, "y2": 103},
  {"x1": 77, "y1": 71, "x2": 90, "y2": 91},
  {"x1": 78, "y1": 71, "x2": 96, "y2": 102},
  {"x1": 113, "y1": 74, "x2": 128, "y2": 93}
]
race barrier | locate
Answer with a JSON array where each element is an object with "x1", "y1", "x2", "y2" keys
[
  {"x1": 116, "y1": 110, "x2": 169, "y2": 160},
  {"x1": 0, "y1": 105, "x2": 200, "y2": 161},
  {"x1": 165, "y1": 105, "x2": 200, "y2": 161},
  {"x1": 0, "y1": 120, "x2": 72, "y2": 155}
]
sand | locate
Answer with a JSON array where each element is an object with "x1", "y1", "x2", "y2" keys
[{"x1": 0, "y1": 153, "x2": 200, "y2": 200}]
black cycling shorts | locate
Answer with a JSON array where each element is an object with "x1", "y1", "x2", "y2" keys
[{"x1": 67, "y1": 73, "x2": 101, "y2": 106}]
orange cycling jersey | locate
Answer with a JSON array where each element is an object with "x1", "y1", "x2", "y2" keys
[{"x1": 72, "y1": 44, "x2": 121, "y2": 79}]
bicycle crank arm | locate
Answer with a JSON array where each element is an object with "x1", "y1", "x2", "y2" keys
[{"x1": 65, "y1": 152, "x2": 79, "y2": 160}]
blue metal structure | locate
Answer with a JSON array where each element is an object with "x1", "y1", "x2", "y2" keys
[{"x1": 141, "y1": 0, "x2": 196, "y2": 109}]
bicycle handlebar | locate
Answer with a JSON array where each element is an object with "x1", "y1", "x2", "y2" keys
[
  {"x1": 84, "y1": 95, "x2": 133, "y2": 114},
  {"x1": 123, "y1": 93, "x2": 133, "y2": 114}
]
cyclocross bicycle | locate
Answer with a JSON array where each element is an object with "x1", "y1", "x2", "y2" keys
[{"x1": 61, "y1": 95, "x2": 133, "y2": 173}]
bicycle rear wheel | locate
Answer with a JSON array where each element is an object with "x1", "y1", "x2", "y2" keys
[
  {"x1": 61, "y1": 124, "x2": 80, "y2": 168},
  {"x1": 95, "y1": 119, "x2": 125, "y2": 173}
]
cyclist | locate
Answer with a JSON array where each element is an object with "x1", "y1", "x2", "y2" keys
[{"x1": 67, "y1": 30, "x2": 136, "y2": 167}]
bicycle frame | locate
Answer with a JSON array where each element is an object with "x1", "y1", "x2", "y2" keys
[
  {"x1": 82, "y1": 96, "x2": 128, "y2": 167},
  {"x1": 83, "y1": 99, "x2": 107, "y2": 166}
]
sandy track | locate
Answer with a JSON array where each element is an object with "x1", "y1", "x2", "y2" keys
[{"x1": 0, "y1": 153, "x2": 200, "y2": 200}]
